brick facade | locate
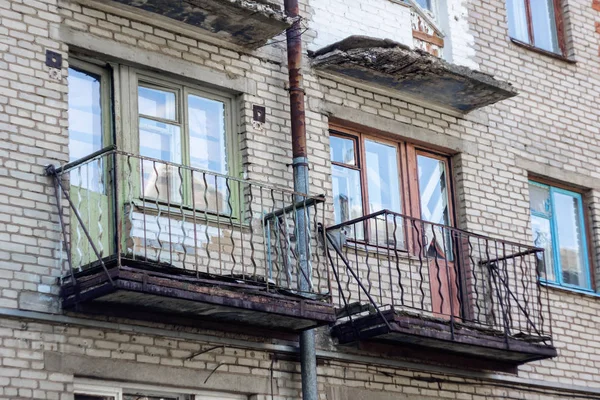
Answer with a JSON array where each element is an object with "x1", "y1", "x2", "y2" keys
[{"x1": 1, "y1": 0, "x2": 600, "y2": 398}]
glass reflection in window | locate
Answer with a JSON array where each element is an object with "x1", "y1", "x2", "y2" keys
[
  {"x1": 417, "y1": 155, "x2": 451, "y2": 259},
  {"x1": 188, "y1": 94, "x2": 229, "y2": 213},
  {"x1": 528, "y1": 182, "x2": 590, "y2": 290},
  {"x1": 138, "y1": 86, "x2": 176, "y2": 121},
  {"x1": 365, "y1": 140, "x2": 401, "y2": 214},
  {"x1": 68, "y1": 68, "x2": 106, "y2": 191},
  {"x1": 365, "y1": 140, "x2": 402, "y2": 247},
  {"x1": 330, "y1": 136, "x2": 356, "y2": 165},
  {"x1": 553, "y1": 191, "x2": 586, "y2": 287},
  {"x1": 139, "y1": 117, "x2": 182, "y2": 204}
]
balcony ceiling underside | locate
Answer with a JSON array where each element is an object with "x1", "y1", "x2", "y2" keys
[
  {"x1": 311, "y1": 36, "x2": 518, "y2": 113},
  {"x1": 108, "y1": 0, "x2": 290, "y2": 48},
  {"x1": 61, "y1": 258, "x2": 335, "y2": 332},
  {"x1": 332, "y1": 309, "x2": 557, "y2": 370}
]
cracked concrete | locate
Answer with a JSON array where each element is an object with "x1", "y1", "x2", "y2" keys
[
  {"x1": 111, "y1": 0, "x2": 291, "y2": 48},
  {"x1": 311, "y1": 35, "x2": 518, "y2": 113}
]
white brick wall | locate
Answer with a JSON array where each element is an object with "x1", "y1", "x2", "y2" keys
[
  {"x1": 441, "y1": 0, "x2": 478, "y2": 68},
  {"x1": 307, "y1": 0, "x2": 478, "y2": 68},
  {"x1": 307, "y1": 0, "x2": 413, "y2": 51}
]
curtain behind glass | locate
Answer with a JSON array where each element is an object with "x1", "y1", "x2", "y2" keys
[
  {"x1": 506, "y1": 0, "x2": 529, "y2": 42},
  {"x1": 530, "y1": 0, "x2": 559, "y2": 52}
]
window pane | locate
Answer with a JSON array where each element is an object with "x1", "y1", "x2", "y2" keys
[
  {"x1": 332, "y1": 164, "x2": 363, "y2": 225},
  {"x1": 417, "y1": 155, "x2": 451, "y2": 260},
  {"x1": 417, "y1": 155, "x2": 450, "y2": 226},
  {"x1": 188, "y1": 94, "x2": 229, "y2": 214},
  {"x1": 139, "y1": 117, "x2": 182, "y2": 204},
  {"x1": 68, "y1": 68, "x2": 106, "y2": 193},
  {"x1": 75, "y1": 396, "x2": 115, "y2": 400},
  {"x1": 365, "y1": 140, "x2": 401, "y2": 214},
  {"x1": 330, "y1": 136, "x2": 356, "y2": 165},
  {"x1": 69, "y1": 68, "x2": 104, "y2": 161},
  {"x1": 553, "y1": 192, "x2": 587, "y2": 287},
  {"x1": 188, "y1": 94, "x2": 227, "y2": 174},
  {"x1": 415, "y1": 0, "x2": 431, "y2": 10},
  {"x1": 506, "y1": 0, "x2": 529, "y2": 43},
  {"x1": 531, "y1": 0, "x2": 559, "y2": 52},
  {"x1": 139, "y1": 86, "x2": 176, "y2": 121},
  {"x1": 529, "y1": 183, "x2": 550, "y2": 216},
  {"x1": 531, "y1": 214, "x2": 555, "y2": 282}
]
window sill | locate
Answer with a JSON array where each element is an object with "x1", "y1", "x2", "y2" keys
[
  {"x1": 541, "y1": 281, "x2": 600, "y2": 299},
  {"x1": 510, "y1": 38, "x2": 576, "y2": 64}
]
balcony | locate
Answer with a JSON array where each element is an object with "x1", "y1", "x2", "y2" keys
[
  {"x1": 47, "y1": 148, "x2": 334, "y2": 333},
  {"x1": 311, "y1": 35, "x2": 518, "y2": 113},
  {"x1": 324, "y1": 210, "x2": 556, "y2": 372},
  {"x1": 104, "y1": 0, "x2": 290, "y2": 49}
]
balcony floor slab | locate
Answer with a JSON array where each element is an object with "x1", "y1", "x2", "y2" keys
[
  {"x1": 104, "y1": 0, "x2": 290, "y2": 49},
  {"x1": 311, "y1": 35, "x2": 518, "y2": 113},
  {"x1": 331, "y1": 308, "x2": 556, "y2": 369},
  {"x1": 61, "y1": 257, "x2": 335, "y2": 332}
]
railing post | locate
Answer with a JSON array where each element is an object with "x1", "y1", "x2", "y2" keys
[{"x1": 113, "y1": 151, "x2": 122, "y2": 269}]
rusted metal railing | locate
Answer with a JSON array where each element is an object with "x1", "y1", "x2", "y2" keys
[
  {"x1": 325, "y1": 209, "x2": 552, "y2": 346},
  {"x1": 48, "y1": 148, "x2": 330, "y2": 299}
]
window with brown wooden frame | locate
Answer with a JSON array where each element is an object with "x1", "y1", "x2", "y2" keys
[
  {"x1": 329, "y1": 124, "x2": 455, "y2": 244},
  {"x1": 506, "y1": 0, "x2": 566, "y2": 55}
]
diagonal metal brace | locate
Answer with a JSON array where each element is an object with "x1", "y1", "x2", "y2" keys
[{"x1": 47, "y1": 165, "x2": 115, "y2": 287}]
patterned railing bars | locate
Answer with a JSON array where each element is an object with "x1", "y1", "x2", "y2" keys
[
  {"x1": 48, "y1": 148, "x2": 330, "y2": 299},
  {"x1": 325, "y1": 209, "x2": 552, "y2": 346}
]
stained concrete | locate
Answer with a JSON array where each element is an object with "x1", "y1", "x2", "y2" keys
[
  {"x1": 108, "y1": 0, "x2": 290, "y2": 48},
  {"x1": 311, "y1": 35, "x2": 518, "y2": 113}
]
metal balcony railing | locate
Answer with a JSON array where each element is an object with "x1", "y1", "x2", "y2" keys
[
  {"x1": 324, "y1": 210, "x2": 553, "y2": 347},
  {"x1": 47, "y1": 147, "x2": 330, "y2": 300}
]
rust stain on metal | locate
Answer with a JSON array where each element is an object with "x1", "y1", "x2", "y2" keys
[{"x1": 285, "y1": 0, "x2": 307, "y2": 159}]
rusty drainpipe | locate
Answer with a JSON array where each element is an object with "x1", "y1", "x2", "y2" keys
[{"x1": 284, "y1": 1, "x2": 317, "y2": 400}]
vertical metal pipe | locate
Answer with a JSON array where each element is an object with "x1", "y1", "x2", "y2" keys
[{"x1": 284, "y1": 0, "x2": 317, "y2": 399}]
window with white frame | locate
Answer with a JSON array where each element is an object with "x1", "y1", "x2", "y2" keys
[{"x1": 529, "y1": 181, "x2": 592, "y2": 291}]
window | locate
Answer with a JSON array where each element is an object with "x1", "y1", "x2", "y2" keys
[
  {"x1": 67, "y1": 60, "x2": 114, "y2": 265},
  {"x1": 529, "y1": 181, "x2": 591, "y2": 290},
  {"x1": 415, "y1": 0, "x2": 433, "y2": 11},
  {"x1": 68, "y1": 60, "x2": 112, "y2": 191},
  {"x1": 330, "y1": 125, "x2": 454, "y2": 239},
  {"x1": 74, "y1": 380, "x2": 246, "y2": 400},
  {"x1": 506, "y1": 0, "x2": 564, "y2": 54},
  {"x1": 134, "y1": 72, "x2": 236, "y2": 213},
  {"x1": 67, "y1": 58, "x2": 239, "y2": 215}
]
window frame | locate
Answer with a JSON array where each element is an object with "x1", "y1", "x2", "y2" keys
[
  {"x1": 120, "y1": 65, "x2": 241, "y2": 217},
  {"x1": 506, "y1": 0, "x2": 566, "y2": 56},
  {"x1": 329, "y1": 123, "x2": 456, "y2": 233},
  {"x1": 68, "y1": 58, "x2": 114, "y2": 160},
  {"x1": 414, "y1": 149, "x2": 454, "y2": 227},
  {"x1": 74, "y1": 380, "x2": 247, "y2": 400},
  {"x1": 529, "y1": 180, "x2": 593, "y2": 291},
  {"x1": 129, "y1": 67, "x2": 239, "y2": 177}
]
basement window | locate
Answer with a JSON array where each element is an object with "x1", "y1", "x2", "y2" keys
[{"x1": 74, "y1": 381, "x2": 246, "y2": 400}]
